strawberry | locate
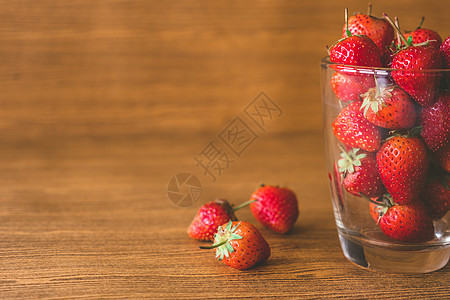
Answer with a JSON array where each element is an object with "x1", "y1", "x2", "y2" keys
[
  {"x1": 338, "y1": 147, "x2": 385, "y2": 198},
  {"x1": 376, "y1": 133, "x2": 429, "y2": 204},
  {"x1": 329, "y1": 35, "x2": 382, "y2": 67},
  {"x1": 361, "y1": 84, "x2": 417, "y2": 130},
  {"x1": 422, "y1": 173, "x2": 450, "y2": 220},
  {"x1": 378, "y1": 201, "x2": 435, "y2": 242},
  {"x1": 432, "y1": 144, "x2": 450, "y2": 173},
  {"x1": 420, "y1": 92, "x2": 449, "y2": 152},
  {"x1": 330, "y1": 71, "x2": 374, "y2": 102},
  {"x1": 391, "y1": 45, "x2": 442, "y2": 106},
  {"x1": 343, "y1": 5, "x2": 394, "y2": 53},
  {"x1": 384, "y1": 14, "x2": 442, "y2": 107},
  {"x1": 399, "y1": 18, "x2": 442, "y2": 50},
  {"x1": 332, "y1": 101, "x2": 382, "y2": 152},
  {"x1": 440, "y1": 36, "x2": 450, "y2": 68},
  {"x1": 201, "y1": 220, "x2": 270, "y2": 270},
  {"x1": 187, "y1": 199, "x2": 237, "y2": 241},
  {"x1": 249, "y1": 185, "x2": 299, "y2": 234},
  {"x1": 330, "y1": 9, "x2": 382, "y2": 68},
  {"x1": 369, "y1": 201, "x2": 383, "y2": 223},
  {"x1": 367, "y1": 193, "x2": 393, "y2": 223}
]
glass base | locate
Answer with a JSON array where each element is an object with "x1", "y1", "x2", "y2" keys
[{"x1": 338, "y1": 230, "x2": 450, "y2": 273}]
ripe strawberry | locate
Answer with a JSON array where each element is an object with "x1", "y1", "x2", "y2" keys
[
  {"x1": 422, "y1": 174, "x2": 450, "y2": 220},
  {"x1": 367, "y1": 193, "x2": 394, "y2": 223},
  {"x1": 338, "y1": 147, "x2": 385, "y2": 198},
  {"x1": 249, "y1": 185, "x2": 299, "y2": 234},
  {"x1": 376, "y1": 133, "x2": 429, "y2": 204},
  {"x1": 384, "y1": 14, "x2": 442, "y2": 106},
  {"x1": 391, "y1": 45, "x2": 442, "y2": 106},
  {"x1": 420, "y1": 92, "x2": 449, "y2": 151},
  {"x1": 330, "y1": 9, "x2": 382, "y2": 68},
  {"x1": 329, "y1": 34, "x2": 382, "y2": 67},
  {"x1": 399, "y1": 18, "x2": 442, "y2": 49},
  {"x1": 201, "y1": 221, "x2": 270, "y2": 270},
  {"x1": 332, "y1": 101, "x2": 382, "y2": 152},
  {"x1": 432, "y1": 144, "x2": 450, "y2": 173},
  {"x1": 440, "y1": 36, "x2": 450, "y2": 68},
  {"x1": 369, "y1": 201, "x2": 384, "y2": 223},
  {"x1": 361, "y1": 84, "x2": 417, "y2": 129},
  {"x1": 330, "y1": 71, "x2": 374, "y2": 102},
  {"x1": 187, "y1": 199, "x2": 237, "y2": 241},
  {"x1": 378, "y1": 202, "x2": 435, "y2": 242},
  {"x1": 343, "y1": 5, "x2": 394, "y2": 53}
]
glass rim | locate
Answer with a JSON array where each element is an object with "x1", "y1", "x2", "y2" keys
[{"x1": 321, "y1": 56, "x2": 450, "y2": 73}]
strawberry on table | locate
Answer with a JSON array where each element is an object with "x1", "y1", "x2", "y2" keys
[
  {"x1": 361, "y1": 83, "x2": 417, "y2": 130},
  {"x1": 249, "y1": 185, "x2": 299, "y2": 234},
  {"x1": 187, "y1": 199, "x2": 237, "y2": 241},
  {"x1": 332, "y1": 101, "x2": 383, "y2": 152},
  {"x1": 420, "y1": 92, "x2": 449, "y2": 152},
  {"x1": 376, "y1": 131, "x2": 429, "y2": 205},
  {"x1": 201, "y1": 221, "x2": 270, "y2": 270},
  {"x1": 338, "y1": 147, "x2": 385, "y2": 198}
]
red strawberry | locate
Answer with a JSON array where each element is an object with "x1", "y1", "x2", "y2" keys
[
  {"x1": 343, "y1": 5, "x2": 394, "y2": 53},
  {"x1": 338, "y1": 147, "x2": 385, "y2": 198},
  {"x1": 440, "y1": 36, "x2": 450, "y2": 68},
  {"x1": 399, "y1": 18, "x2": 442, "y2": 50},
  {"x1": 361, "y1": 84, "x2": 417, "y2": 129},
  {"x1": 384, "y1": 14, "x2": 442, "y2": 106},
  {"x1": 369, "y1": 202, "x2": 381, "y2": 223},
  {"x1": 376, "y1": 134, "x2": 429, "y2": 204},
  {"x1": 201, "y1": 220, "x2": 270, "y2": 270},
  {"x1": 420, "y1": 93, "x2": 449, "y2": 151},
  {"x1": 402, "y1": 28, "x2": 442, "y2": 49},
  {"x1": 422, "y1": 174, "x2": 450, "y2": 220},
  {"x1": 331, "y1": 71, "x2": 374, "y2": 102},
  {"x1": 378, "y1": 202, "x2": 435, "y2": 242},
  {"x1": 187, "y1": 199, "x2": 237, "y2": 241},
  {"x1": 432, "y1": 144, "x2": 450, "y2": 173},
  {"x1": 332, "y1": 101, "x2": 382, "y2": 152},
  {"x1": 367, "y1": 193, "x2": 393, "y2": 223},
  {"x1": 391, "y1": 45, "x2": 442, "y2": 106},
  {"x1": 329, "y1": 34, "x2": 382, "y2": 67},
  {"x1": 249, "y1": 185, "x2": 299, "y2": 234}
]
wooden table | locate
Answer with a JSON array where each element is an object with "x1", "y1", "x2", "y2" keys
[{"x1": 1, "y1": 1, "x2": 449, "y2": 298}]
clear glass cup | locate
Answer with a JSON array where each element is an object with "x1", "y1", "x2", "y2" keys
[{"x1": 320, "y1": 57, "x2": 449, "y2": 273}]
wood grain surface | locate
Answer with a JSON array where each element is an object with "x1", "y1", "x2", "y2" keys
[{"x1": 1, "y1": 0, "x2": 449, "y2": 298}]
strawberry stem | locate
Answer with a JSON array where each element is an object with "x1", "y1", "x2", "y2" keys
[
  {"x1": 345, "y1": 8, "x2": 352, "y2": 37},
  {"x1": 358, "y1": 192, "x2": 388, "y2": 207},
  {"x1": 367, "y1": 3, "x2": 372, "y2": 16},
  {"x1": 383, "y1": 13, "x2": 409, "y2": 46},
  {"x1": 232, "y1": 199, "x2": 258, "y2": 211},
  {"x1": 395, "y1": 17, "x2": 402, "y2": 47},
  {"x1": 417, "y1": 16, "x2": 425, "y2": 29},
  {"x1": 199, "y1": 240, "x2": 227, "y2": 249}
]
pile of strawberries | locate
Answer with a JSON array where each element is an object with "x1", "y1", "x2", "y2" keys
[
  {"x1": 187, "y1": 185, "x2": 299, "y2": 270},
  {"x1": 328, "y1": 6, "x2": 449, "y2": 243}
]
